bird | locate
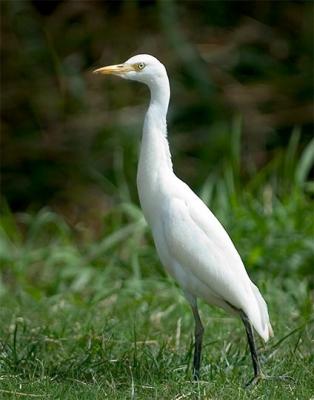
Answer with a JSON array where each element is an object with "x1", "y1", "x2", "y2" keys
[{"x1": 94, "y1": 54, "x2": 273, "y2": 385}]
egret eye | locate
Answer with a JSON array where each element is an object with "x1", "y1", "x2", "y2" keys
[{"x1": 137, "y1": 62, "x2": 145, "y2": 70}]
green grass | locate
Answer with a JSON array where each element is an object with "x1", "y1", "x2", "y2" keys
[
  {"x1": 0, "y1": 279, "x2": 312, "y2": 399},
  {"x1": 1, "y1": 136, "x2": 313, "y2": 399}
]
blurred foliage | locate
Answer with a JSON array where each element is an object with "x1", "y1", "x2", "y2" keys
[{"x1": 1, "y1": 0, "x2": 313, "y2": 223}]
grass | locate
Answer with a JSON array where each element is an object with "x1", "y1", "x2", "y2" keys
[
  {"x1": 1, "y1": 134, "x2": 313, "y2": 399},
  {"x1": 0, "y1": 282, "x2": 312, "y2": 399}
]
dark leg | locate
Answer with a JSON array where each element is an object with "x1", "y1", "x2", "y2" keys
[
  {"x1": 240, "y1": 311, "x2": 263, "y2": 386},
  {"x1": 191, "y1": 300, "x2": 204, "y2": 380},
  {"x1": 240, "y1": 311, "x2": 295, "y2": 387},
  {"x1": 184, "y1": 292, "x2": 204, "y2": 380}
]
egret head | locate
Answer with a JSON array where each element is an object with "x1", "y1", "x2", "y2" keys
[{"x1": 93, "y1": 54, "x2": 167, "y2": 87}]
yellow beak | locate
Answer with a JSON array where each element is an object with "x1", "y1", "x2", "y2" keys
[{"x1": 93, "y1": 64, "x2": 135, "y2": 75}]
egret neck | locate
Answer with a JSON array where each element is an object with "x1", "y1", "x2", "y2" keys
[{"x1": 137, "y1": 73, "x2": 173, "y2": 223}]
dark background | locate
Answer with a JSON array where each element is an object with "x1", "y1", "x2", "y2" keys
[{"x1": 1, "y1": 0, "x2": 313, "y2": 232}]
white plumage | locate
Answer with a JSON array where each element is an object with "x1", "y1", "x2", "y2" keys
[{"x1": 94, "y1": 54, "x2": 273, "y2": 383}]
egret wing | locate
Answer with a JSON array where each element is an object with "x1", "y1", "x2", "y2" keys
[{"x1": 161, "y1": 195, "x2": 253, "y2": 312}]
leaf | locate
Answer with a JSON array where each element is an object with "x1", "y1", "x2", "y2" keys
[{"x1": 295, "y1": 138, "x2": 314, "y2": 186}]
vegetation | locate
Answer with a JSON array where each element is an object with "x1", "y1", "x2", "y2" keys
[{"x1": 1, "y1": 130, "x2": 313, "y2": 398}]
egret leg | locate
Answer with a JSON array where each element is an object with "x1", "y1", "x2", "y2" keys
[
  {"x1": 184, "y1": 294, "x2": 204, "y2": 380},
  {"x1": 240, "y1": 311, "x2": 263, "y2": 386},
  {"x1": 191, "y1": 303, "x2": 204, "y2": 380},
  {"x1": 184, "y1": 292, "x2": 204, "y2": 380}
]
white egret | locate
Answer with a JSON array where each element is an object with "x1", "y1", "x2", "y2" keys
[{"x1": 94, "y1": 54, "x2": 273, "y2": 385}]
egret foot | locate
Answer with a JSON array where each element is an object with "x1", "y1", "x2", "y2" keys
[
  {"x1": 245, "y1": 372, "x2": 265, "y2": 387},
  {"x1": 192, "y1": 369, "x2": 200, "y2": 381},
  {"x1": 245, "y1": 372, "x2": 294, "y2": 388}
]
